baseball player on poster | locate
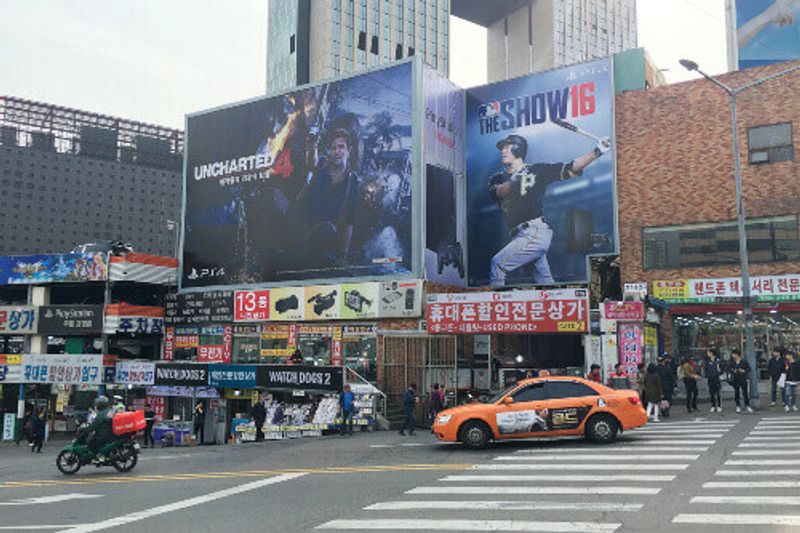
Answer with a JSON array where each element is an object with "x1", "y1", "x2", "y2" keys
[{"x1": 488, "y1": 132, "x2": 611, "y2": 287}]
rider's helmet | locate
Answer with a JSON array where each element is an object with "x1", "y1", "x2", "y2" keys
[{"x1": 94, "y1": 395, "x2": 109, "y2": 409}]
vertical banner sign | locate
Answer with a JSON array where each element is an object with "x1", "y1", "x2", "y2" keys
[
  {"x1": 287, "y1": 323, "x2": 297, "y2": 350},
  {"x1": 234, "y1": 290, "x2": 270, "y2": 322},
  {"x1": 163, "y1": 327, "x2": 175, "y2": 361},
  {"x1": 146, "y1": 396, "x2": 166, "y2": 423},
  {"x1": 617, "y1": 322, "x2": 643, "y2": 378},
  {"x1": 222, "y1": 324, "x2": 233, "y2": 364},
  {"x1": 3, "y1": 413, "x2": 15, "y2": 441},
  {"x1": 331, "y1": 326, "x2": 343, "y2": 367},
  {"x1": 465, "y1": 58, "x2": 615, "y2": 287}
]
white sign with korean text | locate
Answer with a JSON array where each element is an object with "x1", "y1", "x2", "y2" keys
[{"x1": 21, "y1": 354, "x2": 104, "y2": 385}]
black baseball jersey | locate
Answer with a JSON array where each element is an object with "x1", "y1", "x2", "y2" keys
[{"x1": 489, "y1": 162, "x2": 575, "y2": 229}]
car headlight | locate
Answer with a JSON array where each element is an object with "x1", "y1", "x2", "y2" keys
[{"x1": 436, "y1": 415, "x2": 452, "y2": 424}]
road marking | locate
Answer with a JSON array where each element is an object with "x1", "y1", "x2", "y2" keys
[
  {"x1": 692, "y1": 496, "x2": 800, "y2": 505},
  {"x1": 0, "y1": 527, "x2": 91, "y2": 531},
  {"x1": 760, "y1": 416, "x2": 800, "y2": 420},
  {"x1": 737, "y1": 443, "x2": 800, "y2": 448},
  {"x1": 727, "y1": 459, "x2": 800, "y2": 465},
  {"x1": 704, "y1": 481, "x2": 800, "y2": 488},
  {"x1": 619, "y1": 439, "x2": 716, "y2": 445},
  {"x1": 750, "y1": 431, "x2": 800, "y2": 436},
  {"x1": 629, "y1": 428, "x2": 727, "y2": 434},
  {"x1": 744, "y1": 436, "x2": 800, "y2": 441},
  {"x1": 407, "y1": 486, "x2": 661, "y2": 495},
  {"x1": 55, "y1": 473, "x2": 306, "y2": 533},
  {"x1": 317, "y1": 519, "x2": 621, "y2": 531},
  {"x1": 733, "y1": 450, "x2": 800, "y2": 456},
  {"x1": 647, "y1": 421, "x2": 736, "y2": 425},
  {"x1": 440, "y1": 474, "x2": 675, "y2": 482},
  {"x1": 364, "y1": 501, "x2": 643, "y2": 512},
  {"x1": 512, "y1": 446, "x2": 708, "y2": 452},
  {"x1": 716, "y1": 470, "x2": 800, "y2": 476},
  {"x1": 0, "y1": 493, "x2": 102, "y2": 506},
  {"x1": 673, "y1": 514, "x2": 800, "y2": 526},
  {"x1": 494, "y1": 454, "x2": 699, "y2": 461},
  {"x1": 473, "y1": 464, "x2": 688, "y2": 471},
  {"x1": 622, "y1": 434, "x2": 722, "y2": 439}
]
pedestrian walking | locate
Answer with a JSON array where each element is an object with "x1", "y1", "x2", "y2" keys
[
  {"x1": 636, "y1": 363, "x2": 646, "y2": 407},
  {"x1": 607, "y1": 363, "x2": 632, "y2": 390},
  {"x1": 339, "y1": 384, "x2": 356, "y2": 435},
  {"x1": 251, "y1": 399, "x2": 267, "y2": 441},
  {"x1": 193, "y1": 402, "x2": 205, "y2": 445},
  {"x1": 143, "y1": 405, "x2": 156, "y2": 448},
  {"x1": 30, "y1": 408, "x2": 46, "y2": 453},
  {"x1": 399, "y1": 383, "x2": 418, "y2": 436},
  {"x1": 728, "y1": 348, "x2": 754, "y2": 413},
  {"x1": 643, "y1": 364, "x2": 663, "y2": 422},
  {"x1": 428, "y1": 383, "x2": 445, "y2": 430},
  {"x1": 656, "y1": 356, "x2": 675, "y2": 417},
  {"x1": 680, "y1": 357, "x2": 700, "y2": 413},
  {"x1": 586, "y1": 364, "x2": 602, "y2": 384},
  {"x1": 705, "y1": 348, "x2": 724, "y2": 413},
  {"x1": 769, "y1": 347, "x2": 788, "y2": 407},
  {"x1": 785, "y1": 352, "x2": 800, "y2": 412}
]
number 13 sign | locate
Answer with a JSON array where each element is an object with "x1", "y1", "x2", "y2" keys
[{"x1": 234, "y1": 290, "x2": 270, "y2": 322}]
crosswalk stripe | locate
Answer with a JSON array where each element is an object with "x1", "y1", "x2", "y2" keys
[
  {"x1": 756, "y1": 421, "x2": 800, "y2": 425},
  {"x1": 744, "y1": 436, "x2": 800, "y2": 441},
  {"x1": 619, "y1": 439, "x2": 716, "y2": 445},
  {"x1": 513, "y1": 446, "x2": 707, "y2": 452},
  {"x1": 750, "y1": 431, "x2": 800, "y2": 435},
  {"x1": 622, "y1": 434, "x2": 721, "y2": 439},
  {"x1": 692, "y1": 496, "x2": 800, "y2": 505},
  {"x1": 733, "y1": 450, "x2": 800, "y2": 456},
  {"x1": 440, "y1": 474, "x2": 675, "y2": 482},
  {"x1": 494, "y1": 454, "x2": 699, "y2": 461},
  {"x1": 716, "y1": 470, "x2": 800, "y2": 476},
  {"x1": 407, "y1": 486, "x2": 661, "y2": 495},
  {"x1": 727, "y1": 459, "x2": 800, "y2": 465},
  {"x1": 737, "y1": 443, "x2": 800, "y2": 448},
  {"x1": 364, "y1": 501, "x2": 643, "y2": 512},
  {"x1": 705, "y1": 481, "x2": 800, "y2": 488},
  {"x1": 647, "y1": 421, "x2": 736, "y2": 425},
  {"x1": 628, "y1": 430, "x2": 725, "y2": 435},
  {"x1": 473, "y1": 464, "x2": 688, "y2": 471},
  {"x1": 673, "y1": 514, "x2": 800, "y2": 526},
  {"x1": 760, "y1": 416, "x2": 800, "y2": 420},
  {"x1": 316, "y1": 519, "x2": 622, "y2": 531}
]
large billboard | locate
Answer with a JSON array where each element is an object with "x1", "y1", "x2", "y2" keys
[
  {"x1": 732, "y1": 0, "x2": 800, "y2": 69},
  {"x1": 183, "y1": 62, "x2": 414, "y2": 288},
  {"x1": 0, "y1": 253, "x2": 108, "y2": 284},
  {"x1": 465, "y1": 58, "x2": 616, "y2": 287}
]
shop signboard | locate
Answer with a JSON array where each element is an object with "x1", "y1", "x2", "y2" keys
[
  {"x1": 197, "y1": 345, "x2": 226, "y2": 363},
  {"x1": 146, "y1": 396, "x2": 166, "y2": 423},
  {"x1": 114, "y1": 361, "x2": 156, "y2": 386},
  {"x1": 602, "y1": 301, "x2": 645, "y2": 321},
  {"x1": 164, "y1": 291, "x2": 234, "y2": 325},
  {"x1": 260, "y1": 325, "x2": 292, "y2": 357},
  {"x1": 182, "y1": 62, "x2": 414, "y2": 288},
  {"x1": 617, "y1": 322, "x2": 643, "y2": 378},
  {"x1": 256, "y1": 364, "x2": 343, "y2": 392},
  {"x1": 465, "y1": 58, "x2": 616, "y2": 287},
  {"x1": 145, "y1": 386, "x2": 219, "y2": 399},
  {"x1": 342, "y1": 325, "x2": 376, "y2": 336},
  {"x1": 340, "y1": 282, "x2": 379, "y2": 319},
  {"x1": 234, "y1": 289, "x2": 270, "y2": 322},
  {"x1": 653, "y1": 275, "x2": 800, "y2": 303},
  {"x1": 731, "y1": 0, "x2": 800, "y2": 70},
  {"x1": 208, "y1": 364, "x2": 257, "y2": 388},
  {"x1": 38, "y1": 305, "x2": 103, "y2": 335},
  {"x1": 378, "y1": 280, "x2": 423, "y2": 318},
  {"x1": 3, "y1": 412, "x2": 15, "y2": 441},
  {"x1": 163, "y1": 327, "x2": 175, "y2": 360},
  {"x1": 21, "y1": 354, "x2": 104, "y2": 384},
  {"x1": 153, "y1": 363, "x2": 209, "y2": 387},
  {"x1": 426, "y1": 288, "x2": 589, "y2": 334},
  {"x1": 0, "y1": 306, "x2": 37, "y2": 334},
  {"x1": 331, "y1": 327, "x2": 343, "y2": 366},
  {"x1": 269, "y1": 287, "x2": 305, "y2": 321},
  {"x1": 175, "y1": 333, "x2": 200, "y2": 349},
  {"x1": 0, "y1": 253, "x2": 108, "y2": 284},
  {"x1": 0, "y1": 354, "x2": 22, "y2": 383}
]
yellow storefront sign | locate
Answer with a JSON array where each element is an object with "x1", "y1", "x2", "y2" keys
[{"x1": 653, "y1": 280, "x2": 689, "y2": 301}]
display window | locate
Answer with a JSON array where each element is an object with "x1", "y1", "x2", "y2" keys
[{"x1": 344, "y1": 335, "x2": 377, "y2": 382}]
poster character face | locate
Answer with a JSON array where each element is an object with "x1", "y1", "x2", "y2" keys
[{"x1": 329, "y1": 136, "x2": 350, "y2": 170}]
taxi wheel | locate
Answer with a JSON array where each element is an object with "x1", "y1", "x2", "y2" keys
[
  {"x1": 460, "y1": 420, "x2": 491, "y2": 450},
  {"x1": 585, "y1": 414, "x2": 620, "y2": 444}
]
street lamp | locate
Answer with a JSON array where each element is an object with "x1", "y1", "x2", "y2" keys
[{"x1": 680, "y1": 59, "x2": 800, "y2": 407}]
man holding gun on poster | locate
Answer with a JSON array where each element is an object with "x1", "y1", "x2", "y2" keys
[{"x1": 488, "y1": 131, "x2": 611, "y2": 287}]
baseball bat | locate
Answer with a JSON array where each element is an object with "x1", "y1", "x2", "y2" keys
[{"x1": 551, "y1": 117, "x2": 604, "y2": 143}]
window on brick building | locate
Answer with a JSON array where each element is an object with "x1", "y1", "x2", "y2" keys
[
  {"x1": 748, "y1": 123, "x2": 793, "y2": 164},
  {"x1": 642, "y1": 215, "x2": 800, "y2": 269}
]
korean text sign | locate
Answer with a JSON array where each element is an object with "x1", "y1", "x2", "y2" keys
[
  {"x1": 617, "y1": 322, "x2": 643, "y2": 375},
  {"x1": 653, "y1": 275, "x2": 800, "y2": 303},
  {"x1": 234, "y1": 290, "x2": 270, "y2": 322},
  {"x1": 425, "y1": 289, "x2": 589, "y2": 334},
  {"x1": 22, "y1": 354, "x2": 104, "y2": 385},
  {"x1": 0, "y1": 306, "x2": 37, "y2": 334},
  {"x1": 115, "y1": 361, "x2": 156, "y2": 386}
]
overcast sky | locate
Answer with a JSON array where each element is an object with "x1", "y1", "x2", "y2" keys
[{"x1": 0, "y1": 0, "x2": 728, "y2": 130}]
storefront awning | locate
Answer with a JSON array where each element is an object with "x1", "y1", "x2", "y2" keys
[{"x1": 668, "y1": 302, "x2": 800, "y2": 315}]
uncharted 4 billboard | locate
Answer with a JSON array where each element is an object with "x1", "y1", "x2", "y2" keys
[
  {"x1": 465, "y1": 58, "x2": 616, "y2": 287},
  {"x1": 183, "y1": 62, "x2": 414, "y2": 288},
  {"x1": 732, "y1": 0, "x2": 800, "y2": 69}
]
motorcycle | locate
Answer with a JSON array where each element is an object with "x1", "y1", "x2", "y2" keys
[{"x1": 56, "y1": 426, "x2": 140, "y2": 475}]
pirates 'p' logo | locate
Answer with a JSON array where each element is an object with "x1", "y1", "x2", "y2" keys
[{"x1": 519, "y1": 172, "x2": 537, "y2": 196}]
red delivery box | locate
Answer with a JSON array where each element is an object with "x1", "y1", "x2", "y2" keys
[{"x1": 112, "y1": 410, "x2": 146, "y2": 435}]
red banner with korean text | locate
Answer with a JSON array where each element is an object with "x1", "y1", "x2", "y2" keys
[{"x1": 426, "y1": 289, "x2": 589, "y2": 334}]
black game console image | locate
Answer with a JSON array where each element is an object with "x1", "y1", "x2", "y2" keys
[
  {"x1": 437, "y1": 241, "x2": 465, "y2": 278},
  {"x1": 426, "y1": 164, "x2": 464, "y2": 280}
]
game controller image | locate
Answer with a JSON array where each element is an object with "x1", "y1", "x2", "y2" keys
[
  {"x1": 437, "y1": 241, "x2": 465, "y2": 278},
  {"x1": 344, "y1": 290, "x2": 373, "y2": 313},
  {"x1": 275, "y1": 294, "x2": 299, "y2": 314},
  {"x1": 307, "y1": 290, "x2": 338, "y2": 316}
]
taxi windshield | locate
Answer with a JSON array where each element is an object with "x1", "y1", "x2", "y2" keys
[{"x1": 486, "y1": 383, "x2": 519, "y2": 403}]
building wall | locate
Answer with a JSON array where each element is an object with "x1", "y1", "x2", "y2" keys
[
  {"x1": 267, "y1": 0, "x2": 301, "y2": 93},
  {"x1": 0, "y1": 144, "x2": 181, "y2": 257},
  {"x1": 616, "y1": 61, "x2": 800, "y2": 287}
]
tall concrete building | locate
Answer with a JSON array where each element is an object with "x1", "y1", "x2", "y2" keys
[
  {"x1": 452, "y1": 0, "x2": 637, "y2": 82},
  {"x1": 267, "y1": 0, "x2": 450, "y2": 94},
  {"x1": 0, "y1": 96, "x2": 183, "y2": 257}
]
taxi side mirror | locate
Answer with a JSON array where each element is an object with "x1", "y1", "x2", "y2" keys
[{"x1": 502, "y1": 396, "x2": 514, "y2": 405}]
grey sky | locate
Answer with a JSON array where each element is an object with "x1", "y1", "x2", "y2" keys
[{"x1": 1, "y1": 0, "x2": 727, "y2": 130}]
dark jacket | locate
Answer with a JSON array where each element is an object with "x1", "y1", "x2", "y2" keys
[
  {"x1": 402, "y1": 389, "x2": 417, "y2": 413},
  {"x1": 31, "y1": 414, "x2": 46, "y2": 438},
  {"x1": 768, "y1": 356, "x2": 787, "y2": 381},
  {"x1": 787, "y1": 361, "x2": 800, "y2": 382},
  {"x1": 429, "y1": 389, "x2": 444, "y2": 414},
  {"x1": 728, "y1": 359, "x2": 750, "y2": 384},
  {"x1": 88, "y1": 407, "x2": 114, "y2": 441},
  {"x1": 656, "y1": 364, "x2": 674, "y2": 393},
  {"x1": 643, "y1": 372, "x2": 663, "y2": 404},
  {"x1": 705, "y1": 358, "x2": 723, "y2": 381},
  {"x1": 251, "y1": 402, "x2": 266, "y2": 426}
]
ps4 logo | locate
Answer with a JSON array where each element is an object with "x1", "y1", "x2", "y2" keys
[{"x1": 187, "y1": 267, "x2": 226, "y2": 280}]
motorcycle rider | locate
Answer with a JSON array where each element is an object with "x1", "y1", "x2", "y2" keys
[{"x1": 86, "y1": 395, "x2": 114, "y2": 462}]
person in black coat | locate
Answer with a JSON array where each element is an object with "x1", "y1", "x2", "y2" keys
[
  {"x1": 656, "y1": 356, "x2": 675, "y2": 417},
  {"x1": 768, "y1": 347, "x2": 788, "y2": 407},
  {"x1": 705, "y1": 347, "x2": 724, "y2": 413},
  {"x1": 30, "y1": 408, "x2": 46, "y2": 453},
  {"x1": 251, "y1": 400, "x2": 267, "y2": 441},
  {"x1": 729, "y1": 349, "x2": 753, "y2": 413}
]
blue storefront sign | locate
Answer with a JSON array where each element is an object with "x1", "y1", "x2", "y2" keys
[{"x1": 208, "y1": 364, "x2": 257, "y2": 388}]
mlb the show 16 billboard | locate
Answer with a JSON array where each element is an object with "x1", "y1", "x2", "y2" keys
[
  {"x1": 182, "y1": 62, "x2": 414, "y2": 288},
  {"x1": 465, "y1": 58, "x2": 616, "y2": 288},
  {"x1": 730, "y1": 0, "x2": 800, "y2": 69}
]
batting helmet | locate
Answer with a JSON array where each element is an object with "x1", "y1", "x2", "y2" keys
[{"x1": 496, "y1": 134, "x2": 527, "y2": 160}]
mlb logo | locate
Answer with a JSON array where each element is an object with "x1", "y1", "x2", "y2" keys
[{"x1": 478, "y1": 102, "x2": 500, "y2": 118}]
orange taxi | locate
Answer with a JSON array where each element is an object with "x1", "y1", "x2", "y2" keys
[{"x1": 433, "y1": 376, "x2": 646, "y2": 449}]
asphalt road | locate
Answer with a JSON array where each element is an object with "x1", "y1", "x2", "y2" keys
[{"x1": 2, "y1": 408, "x2": 800, "y2": 532}]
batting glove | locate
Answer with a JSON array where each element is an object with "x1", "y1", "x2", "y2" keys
[{"x1": 594, "y1": 137, "x2": 612, "y2": 156}]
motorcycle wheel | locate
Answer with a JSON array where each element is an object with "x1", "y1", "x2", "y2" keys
[
  {"x1": 56, "y1": 450, "x2": 82, "y2": 475},
  {"x1": 111, "y1": 443, "x2": 138, "y2": 473}
]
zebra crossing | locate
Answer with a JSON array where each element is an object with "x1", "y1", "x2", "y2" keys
[
  {"x1": 674, "y1": 416, "x2": 800, "y2": 529},
  {"x1": 317, "y1": 419, "x2": 739, "y2": 532}
]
